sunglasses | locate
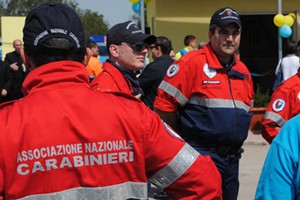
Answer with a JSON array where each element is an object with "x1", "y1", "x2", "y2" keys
[{"x1": 125, "y1": 42, "x2": 149, "y2": 53}]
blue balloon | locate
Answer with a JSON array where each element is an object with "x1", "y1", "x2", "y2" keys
[
  {"x1": 132, "y1": 2, "x2": 140, "y2": 14},
  {"x1": 279, "y1": 25, "x2": 292, "y2": 38}
]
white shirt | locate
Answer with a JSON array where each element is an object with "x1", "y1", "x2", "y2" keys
[{"x1": 281, "y1": 54, "x2": 300, "y2": 81}]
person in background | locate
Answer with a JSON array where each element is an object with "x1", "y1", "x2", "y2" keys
[
  {"x1": 4, "y1": 39, "x2": 27, "y2": 100},
  {"x1": 154, "y1": 7, "x2": 253, "y2": 200},
  {"x1": 85, "y1": 40, "x2": 103, "y2": 81},
  {"x1": 0, "y1": 60, "x2": 12, "y2": 103},
  {"x1": 281, "y1": 41, "x2": 299, "y2": 82},
  {"x1": 255, "y1": 114, "x2": 300, "y2": 199},
  {"x1": 90, "y1": 21, "x2": 156, "y2": 99},
  {"x1": 0, "y1": 2, "x2": 222, "y2": 199},
  {"x1": 139, "y1": 36, "x2": 174, "y2": 110},
  {"x1": 169, "y1": 48, "x2": 175, "y2": 60},
  {"x1": 261, "y1": 68, "x2": 300, "y2": 144},
  {"x1": 175, "y1": 34, "x2": 197, "y2": 60}
]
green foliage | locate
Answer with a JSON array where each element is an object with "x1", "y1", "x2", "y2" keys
[
  {"x1": 0, "y1": 0, "x2": 109, "y2": 39},
  {"x1": 253, "y1": 84, "x2": 270, "y2": 107},
  {"x1": 78, "y1": 9, "x2": 108, "y2": 41}
]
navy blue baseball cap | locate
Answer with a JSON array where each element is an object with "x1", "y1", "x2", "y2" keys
[
  {"x1": 23, "y1": 2, "x2": 85, "y2": 51},
  {"x1": 106, "y1": 21, "x2": 156, "y2": 48},
  {"x1": 209, "y1": 7, "x2": 241, "y2": 28}
]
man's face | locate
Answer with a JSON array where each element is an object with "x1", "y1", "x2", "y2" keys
[
  {"x1": 114, "y1": 42, "x2": 149, "y2": 71},
  {"x1": 13, "y1": 40, "x2": 23, "y2": 53},
  {"x1": 90, "y1": 46, "x2": 99, "y2": 58},
  {"x1": 209, "y1": 23, "x2": 240, "y2": 60},
  {"x1": 190, "y1": 39, "x2": 197, "y2": 50}
]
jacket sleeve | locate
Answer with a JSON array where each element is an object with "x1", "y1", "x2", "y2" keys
[
  {"x1": 261, "y1": 88, "x2": 291, "y2": 144},
  {"x1": 255, "y1": 117, "x2": 300, "y2": 200},
  {"x1": 144, "y1": 109, "x2": 222, "y2": 199}
]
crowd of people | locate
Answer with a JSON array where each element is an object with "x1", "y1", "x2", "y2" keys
[{"x1": 1, "y1": 2, "x2": 300, "y2": 200}]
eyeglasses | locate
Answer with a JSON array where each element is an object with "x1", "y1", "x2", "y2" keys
[{"x1": 124, "y1": 42, "x2": 149, "y2": 53}]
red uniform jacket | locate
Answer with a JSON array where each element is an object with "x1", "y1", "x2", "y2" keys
[
  {"x1": 91, "y1": 61, "x2": 134, "y2": 93},
  {"x1": 154, "y1": 45, "x2": 254, "y2": 147},
  {"x1": 262, "y1": 69, "x2": 300, "y2": 144},
  {"x1": 0, "y1": 61, "x2": 222, "y2": 199}
]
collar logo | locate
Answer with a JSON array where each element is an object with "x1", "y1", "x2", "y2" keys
[{"x1": 272, "y1": 98, "x2": 285, "y2": 112}]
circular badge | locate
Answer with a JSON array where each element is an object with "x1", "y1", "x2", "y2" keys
[
  {"x1": 166, "y1": 64, "x2": 179, "y2": 78},
  {"x1": 272, "y1": 98, "x2": 286, "y2": 112}
]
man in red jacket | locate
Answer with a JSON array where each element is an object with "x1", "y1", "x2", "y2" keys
[
  {"x1": 261, "y1": 68, "x2": 300, "y2": 144},
  {"x1": 154, "y1": 7, "x2": 253, "y2": 200},
  {"x1": 90, "y1": 21, "x2": 156, "y2": 99},
  {"x1": 0, "y1": 2, "x2": 222, "y2": 200}
]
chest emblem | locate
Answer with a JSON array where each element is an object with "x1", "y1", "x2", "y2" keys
[
  {"x1": 167, "y1": 64, "x2": 179, "y2": 77},
  {"x1": 203, "y1": 63, "x2": 217, "y2": 78},
  {"x1": 272, "y1": 98, "x2": 285, "y2": 112}
]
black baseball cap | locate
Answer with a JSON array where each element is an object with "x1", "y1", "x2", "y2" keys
[
  {"x1": 106, "y1": 21, "x2": 156, "y2": 48},
  {"x1": 209, "y1": 7, "x2": 241, "y2": 28},
  {"x1": 23, "y1": 2, "x2": 85, "y2": 51}
]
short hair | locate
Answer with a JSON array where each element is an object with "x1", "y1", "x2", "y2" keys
[
  {"x1": 184, "y1": 35, "x2": 196, "y2": 46},
  {"x1": 155, "y1": 36, "x2": 172, "y2": 55},
  {"x1": 286, "y1": 41, "x2": 297, "y2": 55},
  {"x1": 87, "y1": 40, "x2": 98, "y2": 49},
  {"x1": 25, "y1": 38, "x2": 86, "y2": 67},
  {"x1": 209, "y1": 24, "x2": 217, "y2": 35}
]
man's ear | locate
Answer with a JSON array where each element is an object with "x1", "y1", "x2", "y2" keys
[{"x1": 109, "y1": 44, "x2": 119, "y2": 57}]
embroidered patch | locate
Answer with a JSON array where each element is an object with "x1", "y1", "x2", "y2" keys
[
  {"x1": 162, "y1": 121, "x2": 183, "y2": 141},
  {"x1": 166, "y1": 64, "x2": 179, "y2": 77},
  {"x1": 203, "y1": 63, "x2": 217, "y2": 78},
  {"x1": 272, "y1": 98, "x2": 285, "y2": 112}
]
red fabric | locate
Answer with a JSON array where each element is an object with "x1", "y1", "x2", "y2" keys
[
  {"x1": 0, "y1": 61, "x2": 222, "y2": 199},
  {"x1": 90, "y1": 62, "x2": 133, "y2": 94},
  {"x1": 154, "y1": 45, "x2": 253, "y2": 112},
  {"x1": 261, "y1": 70, "x2": 300, "y2": 144}
]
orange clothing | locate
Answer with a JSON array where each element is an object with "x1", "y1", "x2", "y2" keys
[{"x1": 86, "y1": 57, "x2": 103, "y2": 76}]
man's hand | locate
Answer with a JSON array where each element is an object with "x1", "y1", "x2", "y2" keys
[
  {"x1": 1, "y1": 89, "x2": 7, "y2": 97},
  {"x1": 10, "y1": 62, "x2": 19, "y2": 71}
]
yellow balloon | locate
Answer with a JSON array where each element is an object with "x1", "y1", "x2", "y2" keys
[
  {"x1": 284, "y1": 15, "x2": 294, "y2": 27},
  {"x1": 288, "y1": 13, "x2": 296, "y2": 21},
  {"x1": 129, "y1": 0, "x2": 139, "y2": 3},
  {"x1": 273, "y1": 14, "x2": 285, "y2": 27}
]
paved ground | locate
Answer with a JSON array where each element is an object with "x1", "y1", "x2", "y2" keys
[{"x1": 149, "y1": 131, "x2": 270, "y2": 200}]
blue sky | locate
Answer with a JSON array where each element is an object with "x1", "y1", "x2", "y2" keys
[{"x1": 78, "y1": 0, "x2": 134, "y2": 28}]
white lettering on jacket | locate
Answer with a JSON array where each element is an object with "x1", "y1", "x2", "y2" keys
[{"x1": 16, "y1": 140, "x2": 134, "y2": 175}]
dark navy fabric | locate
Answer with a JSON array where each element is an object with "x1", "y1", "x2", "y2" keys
[
  {"x1": 191, "y1": 144, "x2": 241, "y2": 200},
  {"x1": 179, "y1": 103, "x2": 252, "y2": 147}
]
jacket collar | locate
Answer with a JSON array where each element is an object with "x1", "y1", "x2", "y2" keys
[{"x1": 22, "y1": 61, "x2": 89, "y2": 96}]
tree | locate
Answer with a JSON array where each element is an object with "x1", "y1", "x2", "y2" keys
[
  {"x1": 77, "y1": 9, "x2": 109, "y2": 41},
  {"x1": 0, "y1": 0, "x2": 108, "y2": 40}
]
